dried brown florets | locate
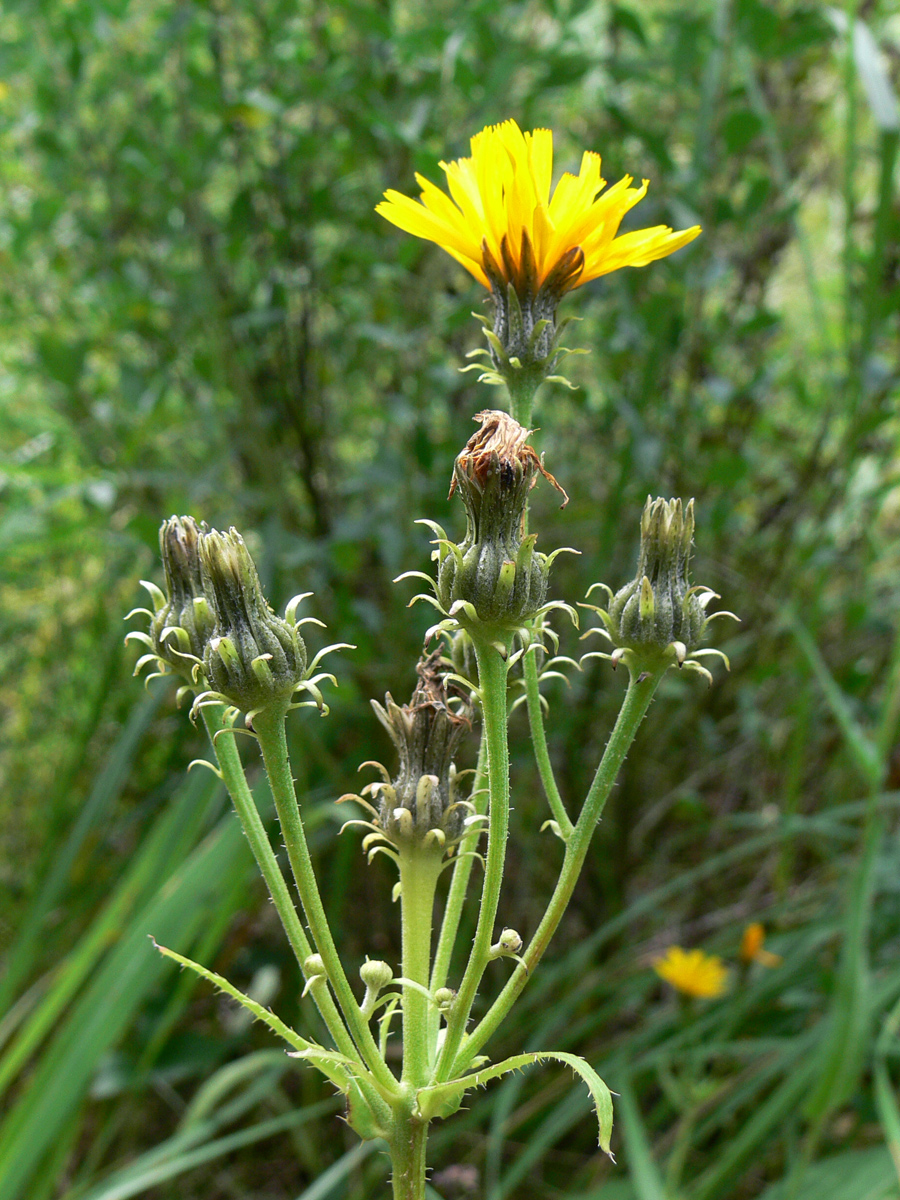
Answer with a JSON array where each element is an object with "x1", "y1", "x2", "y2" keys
[{"x1": 449, "y1": 410, "x2": 568, "y2": 510}]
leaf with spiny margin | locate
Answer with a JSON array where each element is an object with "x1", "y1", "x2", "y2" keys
[
  {"x1": 414, "y1": 1052, "x2": 614, "y2": 1156},
  {"x1": 151, "y1": 939, "x2": 354, "y2": 1093}
]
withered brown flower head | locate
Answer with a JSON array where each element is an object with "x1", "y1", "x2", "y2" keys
[
  {"x1": 410, "y1": 649, "x2": 471, "y2": 713},
  {"x1": 435, "y1": 411, "x2": 568, "y2": 632},
  {"x1": 450, "y1": 410, "x2": 567, "y2": 508}
]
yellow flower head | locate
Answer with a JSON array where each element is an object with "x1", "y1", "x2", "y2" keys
[
  {"x1": 740, "y1": 923, "x2": 782, "y2": 968},
  {"x1": 653, "y1": 946, "x2": 728, "y2": 1000},
  {"x1": 376, "y1": 119, "x2": 701, "y2": 299}
]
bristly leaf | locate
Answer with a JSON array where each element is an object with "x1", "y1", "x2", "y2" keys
[
  {"x1": 414, "y1": 1051, "x2": 614, "y2": 1156},
  {"x1": 151, "y1": 939, "x2": 314, "y2": 1057}
]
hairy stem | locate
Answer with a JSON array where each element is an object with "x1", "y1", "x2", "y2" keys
[
  {"x1": 389, "y1": 1110, "x2": 430, "y2": 1200},
  {"x1": 433, "y1": 641, "x2": 510, "y2": 1082},
  {"x1": 251, "y1": 708, "x2": 397, "y2": 1094},
  {"x1": 506, "y1": 370, "x2": 541, "y2": 427},
  {"x1": 429, "y1": 737, "x2": 488, "y2": 1038},
  {"x1": 398, "y1": 848, "x2": 442, "y2": 1087},
  {"x1": 523, "y1": 648, "x2": 573, "y2": 839},
  {"x1": 453, "y1": 668, "x2": 664, "y2": 1072},
  {"x1": 201, "y1": 707, "x2": 357, "y2": 1060}
]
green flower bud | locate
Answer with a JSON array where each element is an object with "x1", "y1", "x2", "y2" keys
[
  {"x1": 369, "y1": 651, "x2": 471, "y2": 850},
  {"x1": 433, "y1": 987, "x2": 455, "y2": 1011},
  {"x1": 586, "y1": 497, "x2": 737, "y2": 682},
  {"x1": 359, "y1": 958, "x2": 394, "y2": 1018},
  {"x1": 154, "y1": 516, "x2": 216, "y2": 669},
  {"x1": 608, "y1": 498, "x2": 701, "y2": 651},
  {"x1": 436, "y1": 411, "x2": 566, "y2": 635},
  {"x1": 128, "y1": 515, "x2": 216, "y2": 690},
  {"x1": 496, "y1": 928, "x2": 523, "y2": 954},
  {"x1": 489, "y1": 927, "x2": 526, "y2": 968},
  {"x1": 448, "y1": 629, "x2": 478, "y2": 690},
  {"x1": 199, "y1": 528, "x2": 308, "y2": 714},
  {"x1": 359, "y1": 959, "x2": 393, "y2": 991},
  {"x1": 301, "y1": 953, "x2": 327, "y2": 998},
  {"x1": 303, "y1": 953, "x2": 325, "y2": 976}
]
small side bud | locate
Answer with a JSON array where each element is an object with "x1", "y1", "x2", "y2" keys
[
  {"x1": 359, "y1": 958, "x2": 394, "y2": 1017},
  {"x1": 497, "y1": 928, "x2": 523, "y2": 954},
  {"x1": 489, "y1": 928, "x2": 523, "y2": 958},
  {"x1": 449, "y1": 629, "x2": 479, "y2": 689},
  {"x1": 199, "y1": 528, "x2": 308, "y2": 714},
  {"x1": 301, "y1": 953, "x2": 327, "y2": 997},
  {"x1": 433, "y1": 987, "x2": 455, "y2": 1012},
  {"x1": 359, "y1": 959, "x2": 393, "y2": 991}
]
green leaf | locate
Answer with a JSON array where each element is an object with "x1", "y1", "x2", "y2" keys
[
  {"x1": 415, "y1": 1051, "x2": 613, "y2": 1155},
  {"x1": 151, "y1": 941, "x2": 313, "y2": 1055}
]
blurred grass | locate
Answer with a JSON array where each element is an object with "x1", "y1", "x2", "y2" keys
[{"x1": 1, "y1": 0, "x2": 899, "y2": 1196}]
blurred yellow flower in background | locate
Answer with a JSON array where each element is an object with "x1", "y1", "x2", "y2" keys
[
  {"x1": 376, "y1": 119, "x2": 700, "y2": 299},
  {"x1": 653, "y1": 946, "x2": 729, "y2": 999},
  {"x1": 740, "y1": 923, "x2": 782, "y2": 968}
]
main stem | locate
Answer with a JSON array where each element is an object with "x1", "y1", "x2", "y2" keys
[
  {"x1": 390, "y1": 1110, "x2": 430, "y2": 1200},
  {"x1": 252, "y1": 709, "x2": 396, "y2": 1094},
  {"x1": 434, "y1": 640, "x2": 510, "y2": 1082},
  {"x1": 506, "y1": 370, "x2": 541, "y2": 428},
  {"x1": 453, "y1": 668, "x2": 664, "y2": 1073},
  {"x1": 398, "y1": 848, "x2": 442, "y2": 1087}
]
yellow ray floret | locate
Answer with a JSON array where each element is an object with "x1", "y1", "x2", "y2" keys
[
  {"x1": 376, "y1": 119, "x2": 701, "y2": 293},
  {"x1": 653, "y1": 946, "x2": 728, "y2": 999}
]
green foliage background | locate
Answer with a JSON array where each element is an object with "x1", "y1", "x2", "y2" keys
[{"x1": 1, "y1": 0, "x2": 899, "y2": 1197}]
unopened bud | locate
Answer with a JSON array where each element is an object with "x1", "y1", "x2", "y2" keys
[
  {"x1": 587, "y1": 498, "x2": 736, "y2": 681},
  {"x1": 199, "y1": 528, "x2": 308, "y2": 713},
  {"x1": 607, "y1": 498, "x2": 703, "y2": 653},
  {"x1": 301, "y1": 954, "x2": 326, "y2": 997},
  {"x1": 135, "y1": 516, "x2": 216, "y2": 685},
  {"x1": 449, "y1": 629, "x2": 478, "y2": 689},
  {"x1": 490, "y1": 928, "x2": 523, "y2": 958},
  {"x1": 359, "y1": 959, "x2": 393, "y2": 991},
  {"x1": 498, "y1": 928, "x2": 523, "y2": 954},
  {"x1": 433, "y1": 987, "x2": 455, "y2": 1011},
  {"x1": 359, "y1": 958, "x2": 394, "y2": 1016}
]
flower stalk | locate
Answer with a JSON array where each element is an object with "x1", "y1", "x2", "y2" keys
[
  {"x1": 251, "y1": 708, "x2": 397, "y2": 1094},
  {"x1": 398, "y1": 846, "x2": 443, "y2": 1088},
  {"x1": 434, "y1": 638, "x2": 511, "y2": 1081}
]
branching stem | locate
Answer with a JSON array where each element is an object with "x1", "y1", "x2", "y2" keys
[
  {"x1": 201, "y1": 707, "x2": 356, "y2": 1057},
  {"x1": 429, "y1": 737, "x2": 488, "y2": 1036},
  {"x1": 452, "y1": 667, "x2": 664, "y2": 1073}
]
